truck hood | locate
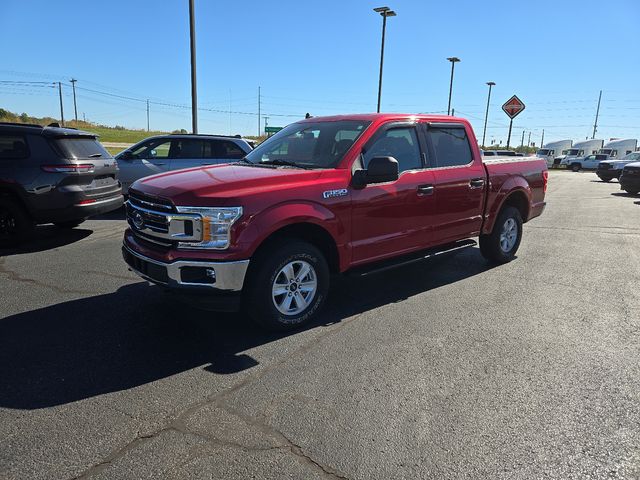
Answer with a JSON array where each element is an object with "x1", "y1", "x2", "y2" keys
[{"x1": 131, "y1": 164, "x2": 325, "y2": 206}]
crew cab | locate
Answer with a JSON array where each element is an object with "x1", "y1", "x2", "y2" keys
[{"x1": 122, "y1": 114, "x2": 547, "y2": 330}]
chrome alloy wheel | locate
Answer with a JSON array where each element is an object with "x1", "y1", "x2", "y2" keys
[
  {"x1": 271, "y1": 260, "x2": 318, "y2": 315},
  {"x1": 499, "y1": 217, "x2": 518, "y2": 253}
]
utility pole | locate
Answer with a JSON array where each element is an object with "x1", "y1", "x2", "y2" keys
[
  {"x1": 592, "y1": 90, "x2": 602, "y2": 139},
  {"x1": 520, "y1": 130, "x2": 525, "y2": 148},
  {"x1": 264, "y1": 116, "x2": 269, "y2": 136},
  {"x1": 69, "y1": 78, "x2": 78, "y2": 124},
  {"x1": 527, "y1": 131, "x2": 531, "y2": 147},
  {"x1": 57, "y1": 82, "x2": 65, "y2": 126},
  {"x1": 146, "y1": 99, "x2": 150, "y2": 132},
  {"x1": 482, "y1": 82, "x2": 495, "y2": 147},
  {"x1": 188, "y1": 0, "x2": 198, "y2": 133},
  {"x1": 258, "y1": 86, "x2": 261, "y2": 136},
  {"x1": 541, "y1": 129, "x2": 544, "y2": 148},
  {"x1": 451, "y1": 108, "x2": 455, "y2": 116}
]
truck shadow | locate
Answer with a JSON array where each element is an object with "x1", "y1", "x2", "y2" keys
[
  {"x1": 0, "y1": 226, "x2": 92, "y2": 257},
  {"x1": 0, "y1": 248, "x2": 494, "y2": 409}
]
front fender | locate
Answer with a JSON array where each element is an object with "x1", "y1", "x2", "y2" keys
[
  {"x1": 242, "y1": 200, "x2": 347, "y2": 257},
  {"x1": 482, "y1": 177, "x2": 532, "y2": 234}
]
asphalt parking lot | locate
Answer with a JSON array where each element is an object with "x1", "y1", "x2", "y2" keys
[{"x1": 1, "y1": 170, "x2": 639, "y2": 480}]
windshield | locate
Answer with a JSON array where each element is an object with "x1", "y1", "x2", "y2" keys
[
  {"x1": 537, "y1": 149, "x2": 550, "y2": 156},
  {"x1": 623, "y1": 152, "x2": 640, "y2": 160},
  {"x1": 244, "y1": 120, "x2": 371, "y2": 169},
  {"x1": 567, "y1": 149, "x2": 580, "y2": 156}
]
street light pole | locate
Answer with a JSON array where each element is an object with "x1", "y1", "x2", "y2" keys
[
  {"x1": 56, "y1": 82, "x2": 65, "y2": 126},
  {"x1": 374, "y1": 6, "x2": 396, "y2": 113},
  {"x1": 446, "y1": 57, "x2": 460, "y2": 116},
  {"x1": 188, "y1": 0, "x2": 198, "y2": 133},
  {"x1": 481, "y1": 81, "x2": 495, "y2": 147}
]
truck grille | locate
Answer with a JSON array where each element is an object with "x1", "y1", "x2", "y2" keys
[{"x1": 125, "y1": 191, "x2": 203, "y2": 248}]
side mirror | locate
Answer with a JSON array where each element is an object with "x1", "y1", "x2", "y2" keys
[
  {"x1": 119, "y1": 150, "x2": 133, "y2": 160},
  {"x1": 352, "y1": 156, "x2": 399, "y2": 187}
]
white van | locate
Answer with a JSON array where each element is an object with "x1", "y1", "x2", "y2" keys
[
  {"x1": 560, "y1": 139, "x2": 604, "y2": 169},
  {"x1": 598, "y1": 139, "x2": 638, "y2": 160},
  {"x1": 536, "y1": 140, "x2": 572, "y2": 168}
]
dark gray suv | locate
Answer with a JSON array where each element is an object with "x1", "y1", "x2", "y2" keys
[{"x1": 0, "y1": 122, "x2": 123, "y2": 247}]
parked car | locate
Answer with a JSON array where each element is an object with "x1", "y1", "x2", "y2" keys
[
  {"x1": 596, "y1": 152, "x2": 640, "y2": 182},
  {"x1": 559, "y1": 139, "x2": 604, "y2": 169},
  {"x1": 619, "y1": 162, "x2": 640, "y2": 194},
  {"x1": 565, "y1": 153, "x2": 609, "y2": 172},
  {"x1": 0, "y1": 122, "x2": 123, "y2": 247},
  {"x1": 115, "y1": 134, "x2": 254, "y2": 193},
  {"x1": 121, "y1": 113, "x2": 548, "y2": 330}
]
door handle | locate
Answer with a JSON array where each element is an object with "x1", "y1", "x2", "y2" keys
[
  {"x1": 469, "y1": 178, "x2": 485, "y2": 189},
  {"x1": 417, "y1": 184, "x2": 434, "y2": 195}
]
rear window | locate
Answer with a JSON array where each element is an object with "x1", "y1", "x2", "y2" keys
[
  {"x1": 55, "y1": 137, "x2": 111, "y2": 159},
  {"x1": 0, "y1": 135, "x2": 29, "y2": 159},
  {"x1": 429, "y1": 127, "x2": 473, "y2": 167}
]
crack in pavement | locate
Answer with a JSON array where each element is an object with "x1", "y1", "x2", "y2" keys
[
  {"x1": 0, "y1": 258, "x2": 97, "y2": 296},
  {"x1": 67, "y1": 312, "x2": 365, "y2": 480}
]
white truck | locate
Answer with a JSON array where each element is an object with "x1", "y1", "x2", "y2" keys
[
  {"x1": 598, "y1": 139, "x2": 638, "y2": 160},
  {"x1": 536, "y1": 140, "x2": 572, "y2": 168},
  {"x1": 560, "y1": 139, "x2": 604, "y2": 171}
]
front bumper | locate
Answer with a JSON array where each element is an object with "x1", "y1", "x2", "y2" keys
[
  {"x1": 122, "y1": 243, "x2": 250, "y2": 292},
  {"x1": 619, "y1": 176, "x2": 640, "y2": 192}
]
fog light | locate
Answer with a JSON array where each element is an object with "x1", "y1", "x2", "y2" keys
[{"x1": 206, "y1": 268, "x2": 216, "y2": 280}]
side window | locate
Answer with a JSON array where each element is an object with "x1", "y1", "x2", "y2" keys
[
  {"x1": 0, "y1": 135, "x2": 29, "y2": 160},
  {"x1": 132, "y1": 140, "x2": 172, "y2": 159},
  {"x1": 171, "y1": 139, "x2": 204, "y2": 159},
  {"x1": 363, "y1": 127, "x2": 421, "y2": 173},
  {"x1": 428, "y1": 127, "x2": 473, "y2": 168},
  {"x1": 213, "y1": 141, "x2": 246, "y2": 159}
]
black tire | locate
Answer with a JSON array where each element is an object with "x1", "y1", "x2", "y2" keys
[
  {"x1": 246, "y1": 240, "x2": 329, "y2": 331},
  {"x1": 0, "y1": 198, "x2": 34, "y2": 248},
  {"x1": 601, "y1": 177, "x2": 611, "y2": 183},
  {"x1": 479, "y1": 206, "x2": 523, "y2": 264},
  {"x1": 571, "y1": 163, "x2": 581, "y2": 172},
  {"x1": 54, "y1": 219, "x2": 85, "y2": 229},
  {"x1": 624, "y1": 189, "x2": 639, "y2": 195}
]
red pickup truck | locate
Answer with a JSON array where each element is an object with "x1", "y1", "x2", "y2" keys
[{"x1": 122, "y1": 114, "x2": 547, "y2": 329}]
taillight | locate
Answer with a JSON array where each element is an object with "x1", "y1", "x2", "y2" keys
[
  {"x1": 76, "y1": 199, "x2": 97, "y2": 205},
  {"x1": 542, "y1": 170, "x2": 549, "y2": 193},
  {"x1": 41, "y1": 164, "x2": 94, "y2": 173}
]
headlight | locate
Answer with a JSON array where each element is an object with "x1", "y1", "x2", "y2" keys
[{"x1": 175, "y1": 206, "x2": 242, "y2": 250}]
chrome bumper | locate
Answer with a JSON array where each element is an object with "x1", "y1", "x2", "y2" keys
[{"x1": 122, "y1": 243, "x2": 249, "y2": 292}]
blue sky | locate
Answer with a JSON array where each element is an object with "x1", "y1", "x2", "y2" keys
[{"x1": 1, "y1": 0, "x2": 639, "y2": 146}]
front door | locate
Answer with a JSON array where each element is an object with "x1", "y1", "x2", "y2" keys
[
  {"x1": 350, "y1": 124, "x2": 436, "y2": 265},
  {"x1": 118, "y1": 139, "x2": 171, "y2": 192}
]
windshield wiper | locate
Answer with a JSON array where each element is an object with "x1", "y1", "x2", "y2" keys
[
  {"x1": 260, "y1": 159, "x2": 312, "y2": 169},
  {"x1": 236, "y1": 157, "x2": 254, "y2": 164}
]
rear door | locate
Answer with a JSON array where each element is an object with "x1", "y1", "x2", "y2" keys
[
  {"x1": 200, "y1": 140, "x2": 246, "y2": 166},
  {"x1": 350, "y1": 123, "x2": 437, "y2": 264},
  {"x1": 422, "y1": 122, "x2": 486, "y2": 245}
]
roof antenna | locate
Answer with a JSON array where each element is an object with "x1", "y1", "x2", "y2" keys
[{"x1": 305, "y1": 113, "x2": 312, "y2": 119}]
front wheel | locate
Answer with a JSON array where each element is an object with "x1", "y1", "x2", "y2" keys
[
  {"x1": 246, "y1": 241, "x2": 329, "y2": 331},
  {"x1": 571, "y1": 164, "x2": 581, "y2": 172},
  {"x1": 479, "y1": 206, "x2": 523, "y2": 264}
]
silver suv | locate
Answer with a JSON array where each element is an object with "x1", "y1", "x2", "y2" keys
[{"x1": 115, "y1": 134, "x2": 253, "y2": 193}]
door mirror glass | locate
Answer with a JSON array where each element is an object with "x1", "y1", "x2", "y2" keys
[{"x1": 119, "y1": 150, "x2": 133, "y2": 160}]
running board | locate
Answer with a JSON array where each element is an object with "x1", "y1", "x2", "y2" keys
[{"x1": 347, "y1": 239, "x2": 477, "y2": 277}]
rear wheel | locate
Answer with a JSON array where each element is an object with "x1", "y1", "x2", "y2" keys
[
  {"x1": 624, "y1": 189, "x2": 639, "y2": 195},
  {"x1": 0, "y1": 198, "x2": 34, "y2": 248},
  {"x1": 479, "y1": 206, "x2": 523, "y2": 264},
  {"x1": 54, "y1": 219, "x2": 85, "y2": 229},
  {"x1": 246, "y1": 241, "x2": 329, "y2": 331},
  {"x1": 571, "y1": 163, "x2": 581, "y2": 172}
]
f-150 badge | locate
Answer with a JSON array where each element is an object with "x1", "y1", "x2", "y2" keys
[{"x1": 323, "y1": 189, "x2": 348, "y2": 199}]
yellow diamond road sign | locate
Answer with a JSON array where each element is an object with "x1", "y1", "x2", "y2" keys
[{"x1": 502, "y1": 95, "x2": 525, "y2": 119}]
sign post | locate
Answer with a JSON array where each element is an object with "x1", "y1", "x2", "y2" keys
[{"x1": 501, "y1": 95, "x2": 525, "y2": 148}]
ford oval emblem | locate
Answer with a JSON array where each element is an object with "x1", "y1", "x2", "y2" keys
[{"x1": 132, "y1": 211, "x2": 145, "y2": 229}]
